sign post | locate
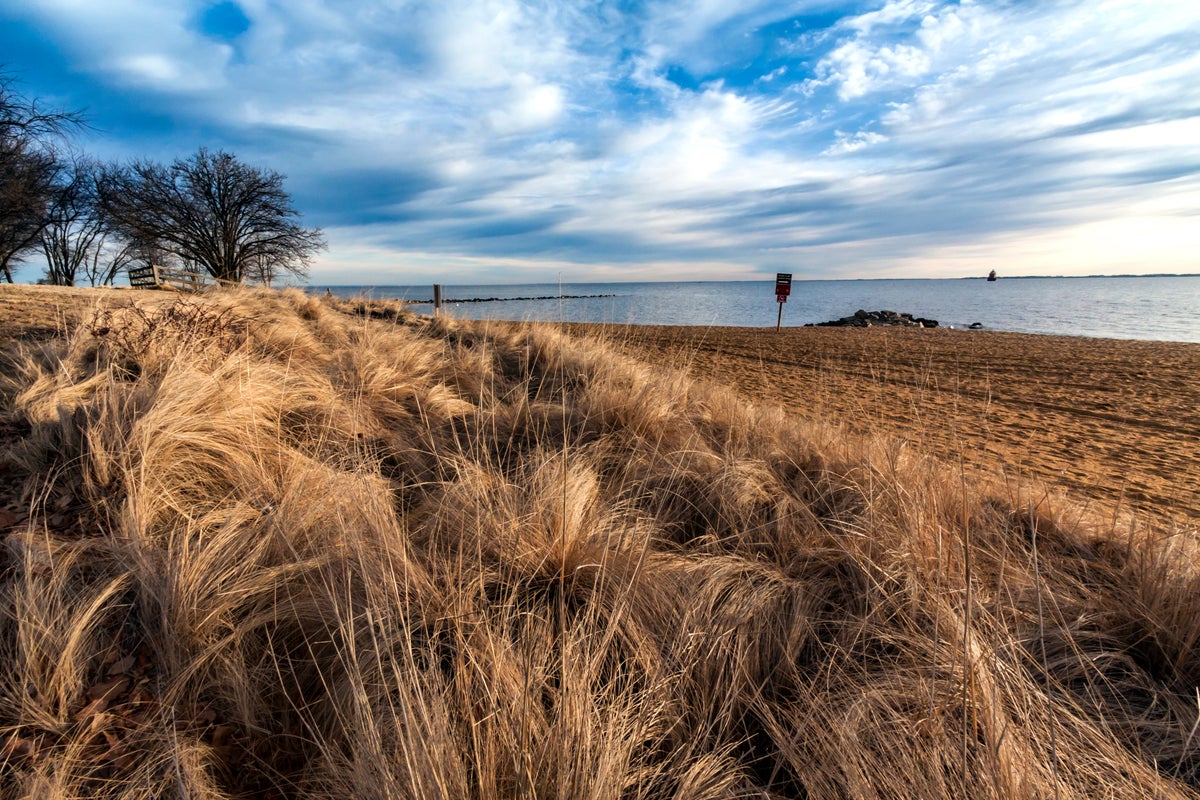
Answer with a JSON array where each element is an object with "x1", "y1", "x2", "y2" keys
[{"x1": 774, "y1": 273, "x2": 792, "y2": 331}]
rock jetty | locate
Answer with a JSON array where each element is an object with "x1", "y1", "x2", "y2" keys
[
  {"x1": 411, "y1": 293, "x2": 616, "y2": 304},
  {"x1": 807, "y1": 309, "x2": 939, "y2": 328}
]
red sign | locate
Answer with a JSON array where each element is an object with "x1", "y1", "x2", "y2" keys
[
  {"x1": 777, "y1": 294, "x2": 788, "y2": 303},
  {"x1": 775, "y1": 272, "x2": 792, "y2": 296}
]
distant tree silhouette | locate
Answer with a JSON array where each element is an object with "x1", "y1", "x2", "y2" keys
[
  {"x1": 100, "y1": 148, "x2": 325, "y2": 284},
  {"x1": 0, "y1": 71, "x2": 81, "y2": 283}
]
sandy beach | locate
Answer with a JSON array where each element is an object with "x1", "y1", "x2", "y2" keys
[
  {"x1": 2, "y1": 285, "x2": 1196, "y2": 525},
  {"x1": 580, "y1": 323, "x2": 1200, "y2": 526}
]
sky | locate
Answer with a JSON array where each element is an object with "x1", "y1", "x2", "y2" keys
[{"x1": 2, "y1": 0, "x2": 1198, "y2": 284}]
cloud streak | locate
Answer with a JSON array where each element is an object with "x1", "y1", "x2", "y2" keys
[{"x1": 2, "y1": 0, "x2": 1198, "y2": 282}]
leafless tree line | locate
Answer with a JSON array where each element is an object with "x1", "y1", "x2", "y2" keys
[{"x1": 1, "y1": 70, "x2": 323, "y2": 286}]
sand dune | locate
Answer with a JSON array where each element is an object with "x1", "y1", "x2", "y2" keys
[{"x1": 1, "y1": 285, "x2": 1198, "y2": 798}]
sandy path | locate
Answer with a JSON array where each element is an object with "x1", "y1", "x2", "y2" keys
[{"x1": 578, "y1": 324, "x2": 1200, "y2": 527}]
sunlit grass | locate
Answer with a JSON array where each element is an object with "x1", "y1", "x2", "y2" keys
[{"x1": 1, "y1": 286, "x2": 1198, "y2": 798}]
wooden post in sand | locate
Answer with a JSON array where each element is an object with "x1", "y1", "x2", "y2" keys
[
  {"x1": 433, "y1": 284, "x2": 442, "y2": 318},
  {"x1": 775, "y1": 273, "x2": 792, "y2": 332}
]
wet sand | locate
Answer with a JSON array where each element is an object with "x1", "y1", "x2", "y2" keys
[{"x1": 578, "y1": 324, "x2": 1200, "y2": 526}]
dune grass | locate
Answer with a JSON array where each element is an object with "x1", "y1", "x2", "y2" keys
[{"x1": 1, "y1": 286, "x2": 1199, "y2": 798}]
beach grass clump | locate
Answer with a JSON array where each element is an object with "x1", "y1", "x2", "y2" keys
[{"x1": 1, "y1": 286, "x2": 1199, "y2": 798}]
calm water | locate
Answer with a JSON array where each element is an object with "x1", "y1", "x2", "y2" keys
[{"x1": 313, "y1": 276, "x2": 1200, "y2": 343}]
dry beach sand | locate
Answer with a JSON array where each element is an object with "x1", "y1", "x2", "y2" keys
[{"x1": 578, "y1": 323, "x2": 1200, "y2": 526}]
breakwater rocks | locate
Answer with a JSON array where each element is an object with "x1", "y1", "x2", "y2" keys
[
  {"x1": 411, "y1": 293, "x2": 617, "y2": 304},
  {"x1": 808, "y1": 309, "x2": 939, "y2": 328}
]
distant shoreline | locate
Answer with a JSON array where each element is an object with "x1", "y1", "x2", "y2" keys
[{"x1": 309, "y1": 274, "x2": 1200, "y2": 342}]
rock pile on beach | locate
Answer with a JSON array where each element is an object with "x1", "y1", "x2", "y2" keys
[{"x1": 808, "y1": 309, "x2": 939, "y2": 328}]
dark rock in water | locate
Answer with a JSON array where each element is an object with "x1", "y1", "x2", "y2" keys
[{"x1": 806, "y1": 310, "x2": 939, "y2": 329}]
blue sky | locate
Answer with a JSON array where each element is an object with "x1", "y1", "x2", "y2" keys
[{"x1": 3, "y1": 0, "x2": 1198, "y2": 284}]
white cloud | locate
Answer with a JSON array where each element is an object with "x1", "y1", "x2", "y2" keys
[
  {"x1": 606, "y1": 86, "x2": 801, "y2": 203},
  {"x1": 115, "y1": 53, "x2": 184, "y2": 86},
  {"x1": 844, "y1": 0, "x2": 937, "y2": 34},
  {"x1": 432, "y1": 0, "x2": 564, "y2": 85},
  {"x1": 824, "y1": 129, "x2": 887, "y2": 155},
  {"x1": 6, "y1": 0, "x2": 233, "y2": 90},
  {"x1": 488, "y1": 76, "x2": 565, "y2": 134},
  {"x1": 809, "y1": 0, "x2": 991, "y2": 100},
  {"x1": 6, "y1": 0, "x2": 1200, "y2": 280},
  {"x1": 820, "y1": 40, "x2": 932, "y2": 100}
]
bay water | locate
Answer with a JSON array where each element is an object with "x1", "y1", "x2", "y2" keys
[{"x1": 315, "y1": 275, "x2": 1200, "y2": 343}]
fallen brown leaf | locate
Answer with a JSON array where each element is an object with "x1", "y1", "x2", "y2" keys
[
  {"x1": 212, "y1": 725, "x2": 234, "y2": 747},
  {"x1": 86, "y1": 676, "x2": 130, "y2": 703},
  {"x1": 75, "y1": 698, "x2": 108, "y2": 720},
  {"x1": 106, "y1": 654, "x2": 136, "y2": 676},
  {"x1": 1, "y1": 734, "x2": 34, "y2": 759}
]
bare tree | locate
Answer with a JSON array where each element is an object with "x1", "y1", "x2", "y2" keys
[
  {"x1": 99, "y1": 148, "x2": 324, "y2": 284},
  {"x1": 0, "y1": 70, "x2": 80, "y2": 282},
  {"x1": 0, "y1": 71, "x2": 82, "y2": 141},
  {"x1": 244, "y1": 252, "x2": 279, "y2": 286},
  {"x1": 83, "y1": 237, "x2": 134, "y2": 287},
  {"x1": 40, "y1": 156, "x2": 106, "y2": 286},
  {"x1": 0, "y1": 139, "x2": 56, "y2": 282},
  {"x1": 89, "y1": 234, "x2": 179, "y2": 287}
]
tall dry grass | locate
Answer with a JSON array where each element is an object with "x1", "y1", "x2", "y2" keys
[{"x1": 1, "y1": 287, "x2": 1199, "y2": 798}]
